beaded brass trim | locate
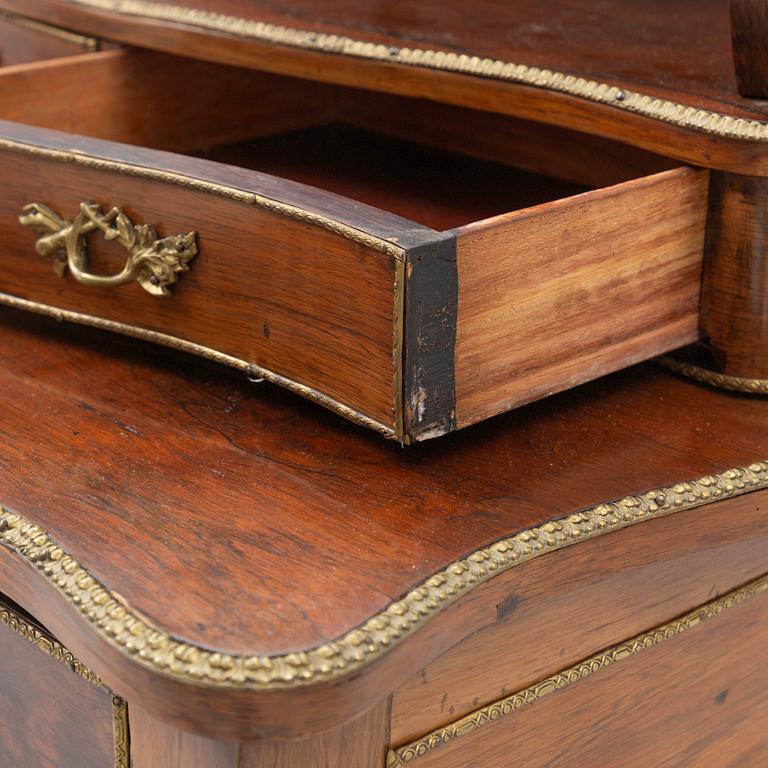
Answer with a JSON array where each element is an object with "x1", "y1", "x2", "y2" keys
[
  {"x1": 0, "y1": 292, "x2": 398, "y2": 439},
  {"x1": 0, "y1": 463, "x2": 765, "y2": 689},
  {"x1": 65, "y1": 0, "x2": 768, "y2": 142},
  {"x1": 658, "y1": 355, "x2": 768, "y2": 395},
  {"x1": 387, "y1": 572, "x2": 768, "y2": 766},
  {"x1": 0, "y1": 597, "x2": 130, "y2": 768},
  {"x1": 0, "y1": 10, "x2": 100, "y2": 51}
]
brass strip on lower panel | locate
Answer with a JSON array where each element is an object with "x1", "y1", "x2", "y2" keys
[
  {"x1": 0, "y1": 11, "x2": 100, "y2": 50},
  {"x1": 387, "y1": 572, "x2": 768, "y2": 766},
  {"x1": 66, "y1": 0, "x2": 768, "y2": 142},
  {"x1": 112, "y1": 696, "x2": 130, "y2": 768},
  {"x1": 0, "y1": 463, "x2": 765, "y2": 690},
  {"x1": 0, "y1": 597, "x2": 130, "y2": 768},
  {"x1": 657, "y1": 355, "x2": 768, "y2": 395},
  {"x1": 0, "y1": 292, "x2": 399, "y2": 440}
]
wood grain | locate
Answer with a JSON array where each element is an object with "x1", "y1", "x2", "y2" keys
[
  {"x1": 454, "y1": 167, "x2": 708, "y2": 427},
  {"x1": 390, "y1": 492, "x2": 768, "y2": 743},
  {"x1": 731, "y1": 0, "x2": 768, "y2": 98},
  {"x1": 0, "y1": 48, "x2": 330, "y2": 152},
  {"x1": 0, "y1": 123, "x2": 406, "y2": 430},
  {"x1": 130, "y1": 701, "x2": 389, "y2": 768},
  {"x1": 0, "y1": 595, "x2": 114, "y2": 768},
  {"x1": 0, "y1": 312, "x2": 766, "y2": 738},
  {"x1": 700, "y1": 171, "x2": 768, "y2": 379},
  {"x1": 6, "y1": 0, "x2": 768, "y2": 174},
  {"x1": 401, "y1": 588, "x2": 768, "y2": 767},
  {"x1": 334, "y1": 87, "x2": 679, "y2": 189}
]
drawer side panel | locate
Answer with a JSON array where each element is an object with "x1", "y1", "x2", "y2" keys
[{"x1": 454, "y1": 167, "x2": 708, "y2": 428}]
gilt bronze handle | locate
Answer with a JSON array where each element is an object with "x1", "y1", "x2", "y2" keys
[{"x1": 19, "y1": 202, "x2": 197, "y2": 296}]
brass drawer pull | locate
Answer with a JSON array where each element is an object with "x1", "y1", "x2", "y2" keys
[{"x1": 19, "y1": 202, "x2": 197, "y2": 296}]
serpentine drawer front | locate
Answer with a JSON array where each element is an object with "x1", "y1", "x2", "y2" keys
[{"x1": 0, "y1": 47, "x2": 707, "y2": 441}]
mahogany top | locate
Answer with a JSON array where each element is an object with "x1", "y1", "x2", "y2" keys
[
  {"x1": 6, "y1": 0, "x2": 768, "y2": 172},
  {"x1": 0, "y1": 307, "x2": 766, "y2": 657}
]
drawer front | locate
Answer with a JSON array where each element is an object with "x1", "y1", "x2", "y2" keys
[
  {"x1": 0, "y1": 596, "x2": 128, "y2": 768},
  {"x1": 389, "y1": 575, "x2": 768, "y2": 768}
]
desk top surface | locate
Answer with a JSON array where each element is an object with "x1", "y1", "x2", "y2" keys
[
  {"x1": 0, "y1": 308, "x2": 766, "y2": 658},
  {"x1": 6, "y1": 0, "x2": 768, "y2": 172}
]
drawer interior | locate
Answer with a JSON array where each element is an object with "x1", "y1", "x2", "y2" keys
[
  {"x1": 0, "y1": 47, "x2": 678, "y2": 233},
  {"x1": 0, "y1": 47, "x2": 706, "y2": 438},
  {"x1": 196, "y1": 124, "x2": 589, "y2": 231}
]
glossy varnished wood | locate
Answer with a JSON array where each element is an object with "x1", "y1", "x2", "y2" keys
[
  {"x1": 390, "y1": 492, "x2": 768, "y2": 743},
  {"x1": 701, "y1": 172, "x2": 768, "y2": 379},
  {"x1": 7, "y1": 0, "x2": 768, "y2": 173},
  {"x1": 454, "y1": 167, "x2": 707, "y2": 426},
  {"x1": 0, "y1": 310, "x2": 766, "y2": 740},
  {"x1": 0, "y1": 12, "x2": 98, "y2": 65},
  {"x1": 731, "y1": 0, "x2": 768, "y2": 98},
  {"x1": 403, "y1": 590, "x2": 768, "y2": 767},
  {"x1": 130, "y1": 701, "x2": 389, "y2": 767},
  {"x1": 0, "y1": 49, "x2": 717, "y2": 439}
]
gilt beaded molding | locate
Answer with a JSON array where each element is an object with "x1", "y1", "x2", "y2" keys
[
  {"x1": 0, "y1": 463, "x2": 766, "y2": 690},
  {"x1": 387, "y1": 572, "x2": 768, "y2": 766},
  {"x1": 63, "y1": 0, "x2": 768, "y2": 142},
  {"x1": 658, "y1": 355, "x2": 768, "y2": 395}
]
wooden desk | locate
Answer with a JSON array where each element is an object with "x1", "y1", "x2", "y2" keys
[
  {"x1": 0, "y1": 309, "x2": 766, "y2": 766},
  {"x1": 0, "y1": 3, "x2": 767, "y2": 765}
]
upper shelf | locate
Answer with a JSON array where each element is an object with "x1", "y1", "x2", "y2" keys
[{"x1": 5, "y1": 0, "x2": 768, "y2": 172}]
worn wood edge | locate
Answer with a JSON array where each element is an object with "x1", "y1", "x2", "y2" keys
[
  {"x1": 43, "y1": 0, "x2": 768, "y2": 143},
  {"x1": 0, "y1": 9, "x2": 100, "y2": 49},
  {"x1": 0, "y1": 133, "x2": 406, "y2": 260},
  {"x1": 0, "y1": 594, "x2": 130, "y2": 768},
  {"x1": 0, "y1": 463, "x2": 765, "y2": 692},
  {"x1": 387, "y1": 571, "x2": 768, "y2": 766},
  {"x1": 658, "y1": 354, "x2": 768, "y2": 394},
  {"x1": 403, "y1": 235, "x2": 457, "y2": 441},
  {"x1": 0, "y1": 294, "x2": 399, "y2": 440}
]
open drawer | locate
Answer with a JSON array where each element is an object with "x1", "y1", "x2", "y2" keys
[{"x1": 0, "y1": 48, "x2": 707, "y2": 441}]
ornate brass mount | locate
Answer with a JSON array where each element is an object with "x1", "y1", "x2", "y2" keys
[{"x1": 19, "y1": 202, "x2": 197, "y2": 296}]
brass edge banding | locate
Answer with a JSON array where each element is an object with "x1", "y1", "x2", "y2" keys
[
  {"x1": 0, "y1": 137, "x2": 404, "y2": 260},
  {"x1": 0, "y1": 463, "x2": 765, "y2": 689},
  {"x1": 0, "y1": 10, "x2": 100, "y2": 50},
  {"x1": 0, "y1": 595, "x2": 103, "y2": 687},
  {"x1": 0, "y1": 596, "x2": 130, "y2": 768},
  {"x1": 66, "y1": 0, "x2": 768, "y2": 142},
  {"x1": 0, "y1": 292, "x2": 398, "y2": 440},
  {"x1": 387, "y1": 572, "x2": 768, "y2": 766},
  {"x1": 393, "y1": 256, "x2": 406, "y2": 443},
  {"x1": 658, "y1": 355, "x2": 768, "y2": 395},
  {"x1": 112, "y1": 696, "x2": 130, "y2": 768}
]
